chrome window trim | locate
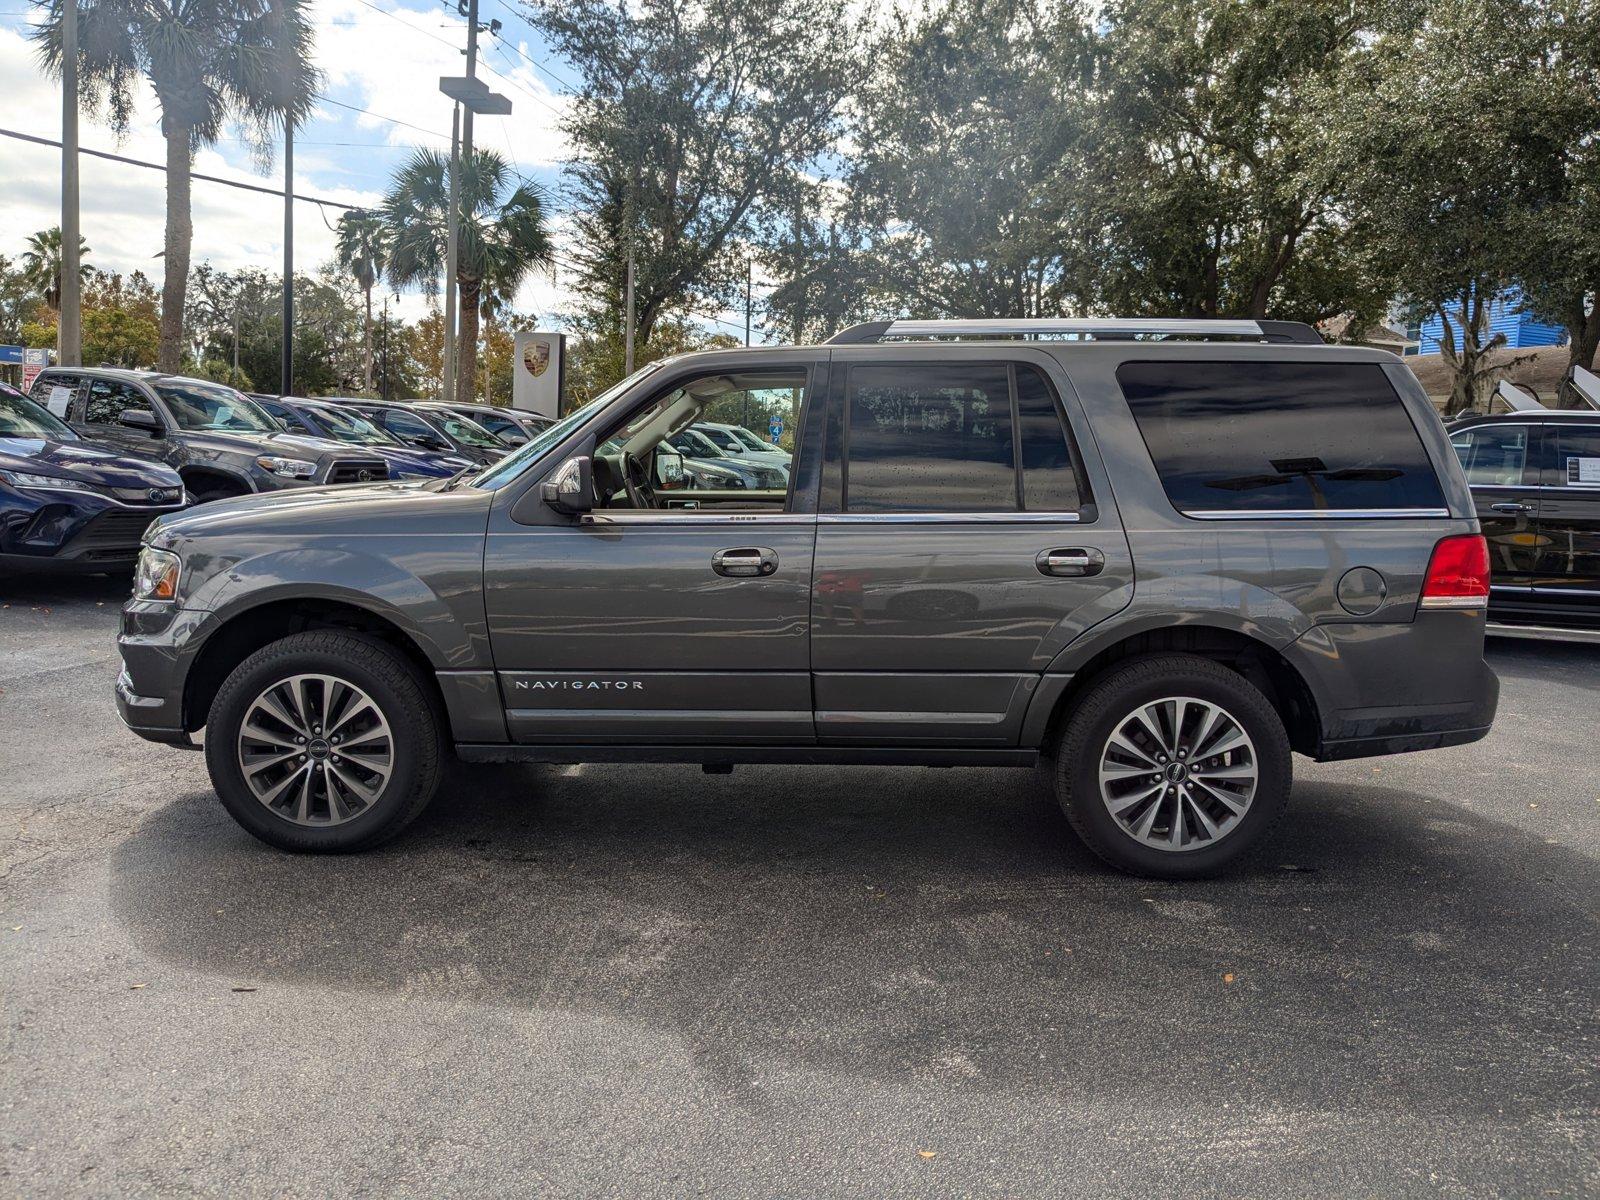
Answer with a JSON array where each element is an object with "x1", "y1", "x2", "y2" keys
[
  {"x1": 819, "y1": 511, "x2": 1083, "y2": 524},
  {"x1": 1183, "y1": 508, "x2": 1452, "y2": 521},
  {"x1": 882, "y1": 318, "x2": 1264, "y2": 339},
  {"x1": 576, "y1": 510, "x2": 1087, "y2": 526}
]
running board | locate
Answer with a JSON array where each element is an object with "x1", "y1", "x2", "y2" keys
[
  {"x1": 1486, "y1": 623, "x2": 1600, "y2": 645},
  {"x1": 455, "y1": 744, "x2": 1039, "y2": 767}
]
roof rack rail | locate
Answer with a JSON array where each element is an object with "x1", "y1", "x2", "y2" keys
[{"x1": 825, "y1": 318, "x2": 1324, "y2": 346}]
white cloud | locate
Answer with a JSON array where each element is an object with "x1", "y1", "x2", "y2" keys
[{"x1": 0, "y1": 2, "x2": 580, "y2": 331}]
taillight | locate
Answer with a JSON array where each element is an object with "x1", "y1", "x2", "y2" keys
[{"x1": 1420, "y1": 534, "x2": 1490, "y2": 609}]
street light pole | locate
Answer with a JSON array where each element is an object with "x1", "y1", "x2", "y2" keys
[
  {"x1": 59, "y1": 0, "x2": 81, "y2": 367},
  {"x1": 280, "y1": 119, "x2": 294, "y2": 397}
]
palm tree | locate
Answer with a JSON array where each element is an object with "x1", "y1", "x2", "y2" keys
[
  {"x1": 334, "y1": 210, "x2": 389, "y2": 392},
  {"x1": 34, "y1": 0, "x2": 319, "y2": 372},
  {"x1": 21, "y1": 226, "x2": 91, "y2": 311},
  {"x1": 383, "y1": 147, "x2": 554, "y2": 404}
]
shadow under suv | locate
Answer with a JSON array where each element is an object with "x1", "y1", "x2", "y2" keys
[
  {"x1": 31, "y1": 368, "x2": 389, "y2": 501},
  {"x1": 114, "y1": 318, "x2": 1499, "y2": 878}
]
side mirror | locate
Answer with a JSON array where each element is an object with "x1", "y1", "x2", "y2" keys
[
  {"x1": 655, "y1": 449, "x2": 685, "y2": 488},
  {"x1": 119, "y1": 409, "x2": 162, "y2": 436},
  {"x1": 541, "y1": 455, "x2": 593, "y2": 515}
]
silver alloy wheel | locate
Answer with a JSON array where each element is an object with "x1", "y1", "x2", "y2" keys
[
  {"x1": 236, "y1": 673, "x2": 394, "y2": 827},
  {"x1": 1097, "y1": 695, "x2": 1258, "y2": 852}
]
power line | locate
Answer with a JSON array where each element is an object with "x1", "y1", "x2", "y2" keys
[
  {"x1": 315, "y1": 93, "x2": 449, "y2": 140},
  {"x1": 0, "y1": 125, "x2": 370, "y2": 210}
]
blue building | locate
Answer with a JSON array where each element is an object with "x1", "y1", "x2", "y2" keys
[{"x1": 1404, "y1": 288, "x2": 1567, "y2": 356}]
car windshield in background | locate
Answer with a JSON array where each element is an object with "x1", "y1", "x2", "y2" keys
[
  {"x1": 468, "y1": 361, "x2": 667, "y2": 490},
  {"x1": 304, "y1": 405, "x2": 398, "y2": 446},
  {"x1": 157, "y1": 381, "x2": 280, "y2": 433},
  {"x1": 434, "y1": 413, "x2": 502, "y2": 449},
  {"x1": 0, "y1": 391, "x2": 79, "y2": 441}
]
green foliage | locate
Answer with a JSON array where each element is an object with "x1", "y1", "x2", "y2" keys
[
  {"x1": 21, "y1": 226, "x2": 92, "y2": 311},
  {"x1": 0, "y1": 255, "x2": 48, "y2": 344},
  {"x1": 527, "y1": 0, "x2": 857, "y2": 343},
  {"x1": 560, "y1": 310, "x2": 736, "y2": 412}
]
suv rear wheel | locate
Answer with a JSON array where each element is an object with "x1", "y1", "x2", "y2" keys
[
  {"x1": 204, "y1": 631, "x2": 442, "y2": 851},
  {"x1": 1052, "y1": 654, "x2": 1291, "y2": 878}
]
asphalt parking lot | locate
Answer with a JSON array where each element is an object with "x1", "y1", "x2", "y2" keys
[{"x1": 2, "y1": 573, "x2": 1597, "y2": 1198}]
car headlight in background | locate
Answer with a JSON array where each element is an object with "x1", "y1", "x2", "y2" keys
[
  {"x1": 254, "y1": 455, "x2": 317, "y2": 479},
  {"x1": 133, "y1": 546, "x2": 181, "y2": 601},
  {"x1": 0, "y1": 469, "x2": 101, "y2": 495}
]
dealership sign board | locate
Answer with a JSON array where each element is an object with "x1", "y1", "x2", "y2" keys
[
  {"x1": 2, "y1": 345, "x2": 50, "y2": 391},
  {"x1": 512, "y1": 331, "x2": 564, "y2": 419}
]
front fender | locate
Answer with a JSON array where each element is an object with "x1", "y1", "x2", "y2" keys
[{"x1": 186, "y1": 544, "x2": 489, "y2": 669}]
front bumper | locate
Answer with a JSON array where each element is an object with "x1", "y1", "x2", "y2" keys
[
  {"x1": 1286, "y1": 611, "x2": 1500, "y2": 762},
  {"x1": 1, "y1": 493, "x2": 186, "y2": 573},
  {"x1": 114, "y1": 601, "x2": 213, "y2": 744}
]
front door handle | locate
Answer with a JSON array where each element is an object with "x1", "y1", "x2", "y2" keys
[
  {"x1": 713, "y1": 547, "x2": 778, "y2": 577},
  {"x1": 1037, "y1": 547, "x2": 1104, "y2": 577},
  {"x1": 1490, "y1": 502, "x2": 1534, "y2": 514}
]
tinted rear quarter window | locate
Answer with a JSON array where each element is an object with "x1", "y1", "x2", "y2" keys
[{"x1": 1118, "y1": 360, "x2": 1445, "y2": 514}]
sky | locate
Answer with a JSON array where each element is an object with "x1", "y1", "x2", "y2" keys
[{"x1": 0, "y1": 0, "x2": 677, "y2": 333}]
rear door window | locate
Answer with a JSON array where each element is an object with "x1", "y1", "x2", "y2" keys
[
  {"x1": 1549, "y1": 425, "x2": 1600, "y2": 488},
  {"x1": 837, "y1": 362, "x2": 1087, "y2": 514},
  {"x1": 1118, "y1": 360, "x2": 1446, "y2": 514}
]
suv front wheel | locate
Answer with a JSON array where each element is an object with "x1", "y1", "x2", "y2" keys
[
  {"x1": 1052, "y1": 654, "x2": 1291, "y2": 878},
  {"x1": 204, "y1": 631, "x2": 443, "y2": 851}
]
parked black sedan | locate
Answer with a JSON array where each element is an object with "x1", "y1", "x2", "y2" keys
[
  {"x1": 0, "y1": 382, "x2": 187, "y2": 575},
  {"x1": 258, "y1": 397, "x2": 476, "y2": 480},
  {"x1": 1448, "y1": 408, "x2": 1600, "y2": 639}
]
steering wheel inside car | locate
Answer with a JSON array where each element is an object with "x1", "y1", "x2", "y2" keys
[{"x1": 621, "y1": 450, "x2": 656, "y2": 510}]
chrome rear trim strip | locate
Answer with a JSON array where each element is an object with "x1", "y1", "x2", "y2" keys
[{"x1": 1184, "y1": 508, "x2": 1452, "y2": 521}]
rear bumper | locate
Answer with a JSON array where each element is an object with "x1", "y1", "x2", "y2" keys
[{"x1": 1286, "y1": 611, "x2": 1499, "y2": 763}]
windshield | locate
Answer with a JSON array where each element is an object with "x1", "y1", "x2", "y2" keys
[
  {"x1": 0, "y1": 391, "x2": 78, "y2": 441},
  {"x1": 468, "y1": 361, "x2": 667, "y2": 490},
  {"x1": 302, "y1": 405, "x2": 399, "y2": 446},
  {"x1": 157, "y1": 380, "x2": 280, "y2": 433},
  {"x1": 732, "y1": 427, "x2": 779, "y2": 453},
  {"x1": 419, "y1": 408, "x2": 502, "y2": 449}
]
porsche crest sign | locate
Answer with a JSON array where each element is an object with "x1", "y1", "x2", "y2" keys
[{"x1": 513, "y1": 331, "x2": 564, "y2": 419}]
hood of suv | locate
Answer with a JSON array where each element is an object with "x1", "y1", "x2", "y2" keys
[
  {"x1": 145, "y1": 477, "x2": 488, "y2": 545},
  {"x1": 0, "y1": 434, "x2": 184, "y2": 492},
  {"x1": 174, "y1": 427, "x2": 352, "y2": 461}
]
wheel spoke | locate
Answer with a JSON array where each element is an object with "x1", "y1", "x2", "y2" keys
[
  {"x1": 1099, "y1": 760, "x2": 1155, "y2": 784},
  {"x1": 338, "y1": 749, "x2": 391, "y2": 780},
  {"x1": 1132, "y1": 705, "x2": 1171, "y2": 757},
  {"x1": 328, "y1": 762, "x2": 381, "y2": 804},
  {"x1": 255, "y1": 689, "x2": 308, "y2": 738},
  {"x1": 1190, "y1": 776, "x2": 1249, "y2": 817},
  {"x1": 1133, "y1": 788, "x2": 1166, "y2": 840},
  {"x1": 241, "y1": 720, "x2": 297, "y2": 751},
  {"x1": 338, "y1": 724, "x2": 391, "y2": 751},
  {"x1": 1190, "y1": 703, "x2": 1223, "y2": 757},
  {"x1": 294, "y1": 767, "x2": 314, "y2": 823},
  {"x1": 327, "y1": 697, "x2": 376, "y2": 739},
  {"x1": 1186, "y1": 794, "x2": 1221, "y2": 840},
  {"x1": 1202, "y1": 726, "x2": 1248, "y2": 759},
  {"x1": 1107, "y1": 781, "x2": 1163, "y2": 816},
  {"x1": 257, "y1": 763, "x2": 310, "y2": 808},
  {"x1": 1107, "y1": 732, "x2": 1158, "y2": 768},
  {"x1": 242, "y1": 746, "x2": 301, "y2": 776},
  {"x1": 1194, "y1": 762, "x2": 1255, "y2": 781}
]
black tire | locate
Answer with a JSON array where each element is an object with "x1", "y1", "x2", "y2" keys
[
  {"x1": 204, "y1": 631, "x2": 443, "y2": 852},
  {"x1": 1052, "y1": 653, "x2": 1291, "y2": 879}
]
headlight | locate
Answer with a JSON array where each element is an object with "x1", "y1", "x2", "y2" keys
[
  {"x1": 0, "y1": 469, "x2": 101, "y2": 495},
  {"x1": 133, "y1": 546, "x2": 181, "y2": 601},
  {"x1": 254, "y1": 455, "x2": 317, "y2": 479}
]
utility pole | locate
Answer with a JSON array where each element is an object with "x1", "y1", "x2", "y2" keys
[
  {"x1": 744, "y1": 255, "x2": 752, "y2": 346},
  {"x1": 280, "y1": 119, "x2": 293, "y2": 397},
  {"x1": 624, "y1": 150, "x2": 638, "y2": 376},
  {"x1": 380, "y1": 295, "x2": 390, "y2": 401},
  {"x1": 59, "y1": 0, "x2": 81, "y2": 367},
  {"x1": 442, "y1": 104, "x2": 460, "y2": 403},
  {"x1": 232, "y1": 303, "x2": 239, "y2": 376}
]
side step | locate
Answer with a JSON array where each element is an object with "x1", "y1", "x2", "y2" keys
[
  {"x1": 455, "y1": 744, "x2": 1039, "y2": 767},
  {"x1": 1486, "y1": 623, "x2": 1600, "y2": 645}
]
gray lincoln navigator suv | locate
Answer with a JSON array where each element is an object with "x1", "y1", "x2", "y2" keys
[{"x1": 115, "y1": 318, "x2": 1499, "y2": 877}]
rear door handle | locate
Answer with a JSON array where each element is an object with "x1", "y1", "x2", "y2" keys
[
  {"x1": 713, "y1": 547, "x2": 778, "y2": 577},
  {"x1": 1037, "y1": 547, "x2": 1104, "y2": 577},
  {"x1": 1490, "y1": 502, "x2": 1534, "y2": 514}
]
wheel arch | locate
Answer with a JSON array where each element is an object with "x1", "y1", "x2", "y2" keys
[
  {"x1": 1029, "y1": 623, "x2": 1322, "y2": 758},
  {"x1": 181, "y1": 596, "x2": 444, "y2": 733}
]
